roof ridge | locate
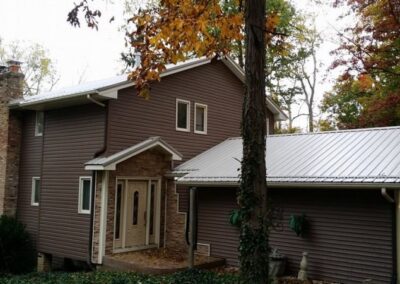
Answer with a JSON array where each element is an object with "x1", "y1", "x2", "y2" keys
[{"x1": 227, "y1": 126, "x2": 400, "y2": 140}]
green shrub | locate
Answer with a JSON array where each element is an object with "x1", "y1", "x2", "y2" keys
[
  {"x1": 0, "y1": 270, "x2": 239, "y2": 284},
  {"x1": 168, "y1": 269, "x2": 238, "y2": 283},
  {"x1": 0, "y1": 215, "x2": 36, "y2": 274}
]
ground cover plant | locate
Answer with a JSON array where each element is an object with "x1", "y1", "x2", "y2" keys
[{"x1": 0, "y1": 269, "x2": 238, "y2": 284}]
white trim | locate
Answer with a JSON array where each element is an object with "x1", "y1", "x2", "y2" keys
[
  {"x1": 85, "y1": 137, "x2": 183, "y2": 171},
  {"x1": 195, "y1": 242, "x2": 211, "y2": 257},
  {"x1": 98, "y1": 171, "x2": 109, "y2": 264},
  {"x1": 91, "y1": 172, "x2": 98, "y2": 263},
  {"x1": 35, "y1": 111, "x2": 44, "y2": 137},
  {"x1": 145, "y1": 181, "x2": 151, "y2": 245},
  {"x1": 194, "y1": 103, "x2": 208, "y2": 135},
  {"x1": 31, "y1": 177, "x2": 40, "y2": 206},
  {"x1": 78, "y1": 176, "x2": 92, "y2": 214},
  {"x1": 176, "y1": 99, "x2": 191, "y2": 132},
  {"x1": 155, "y1": 180, "x2": 161, "y2": 247}
]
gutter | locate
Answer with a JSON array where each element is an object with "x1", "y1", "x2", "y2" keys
[
  {"x1": 88, "y1": 101, "x2": 109, "y2": 267},
  {"x1": 176, "y1": 180, "x2": 400, "y2": 189}
]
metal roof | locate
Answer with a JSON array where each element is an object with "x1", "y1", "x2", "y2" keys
[
  {"x1": 9, "y1": 56, "x2": 287, "y2": 120},
  {"x1": 175, "y1": 126, "x2": 400, "y2": 187},
  {"x1": 85, "y1": 137, "x2": 182, "y2": 171}
]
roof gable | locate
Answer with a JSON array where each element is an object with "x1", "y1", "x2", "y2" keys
[{"x1": 85, "y1": 137, "x2": 182, "y2": 171}]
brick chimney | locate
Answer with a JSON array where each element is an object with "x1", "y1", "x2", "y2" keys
[{"x1": 0, "y1": 60, "x2": 24, "y2": 216}]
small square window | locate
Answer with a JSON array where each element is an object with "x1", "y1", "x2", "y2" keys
[
  {"x1": 31, "y1": 177, "x2": 40, "y2": 206},
  {"x1": 78, "y1": 177, "x2": 92, "y2": 214},
  {"x1": 176, "y1": 99, "x2": 190, "y2": 132},
  {"x1": 194, "y1": 103, "x2": 207, "y2": 134},
  {"x1": 35, "y1": 111, "x2": 44, "y2": 136}
]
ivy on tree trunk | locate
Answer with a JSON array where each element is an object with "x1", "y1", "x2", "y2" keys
[{"x1": 239, "y1": 0, "x2": 269, "y2": 283}]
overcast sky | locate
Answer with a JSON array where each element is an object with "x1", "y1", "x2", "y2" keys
[{"x1": 0, "y1": 0, "x2": 350, "y2": 130}]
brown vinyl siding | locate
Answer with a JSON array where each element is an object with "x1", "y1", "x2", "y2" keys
[
  {"x1": 108, "y1": 61, "x2": 274, "y2": 161},
  {"x1": 17, "y1": 111, "x2": 42, "y2": 243},
  {"x1": 195, "y1": 187, "x2": 392, "y2": 284},
  {"x1": 38, "y1": 104, "x2": 105, "y2": 260}
]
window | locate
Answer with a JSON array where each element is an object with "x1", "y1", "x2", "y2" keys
[
  {"x1": 176, "y1": 99, "x2": 190, "y2": 131},
  {"x1": 35, "y1": 111, "x2": 44, "y2": 136},
  {"x1": 31, "y1": 177, "x2": 40, "y2": 206},
  {"x1": 78, "y1": 177, "x2": 92, "y2": 214},
  {"x1": 194, "y1": 103, "x2": 207, "y2": 134},
  {"x1": 132, "y1": 191, "x2": 139, "y2": 225}
]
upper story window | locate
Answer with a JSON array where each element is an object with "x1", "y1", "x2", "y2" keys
[
  {"x1": 31, "y1": 177, "x2": 40, "y2": 206},
  {"x1": 176, "y1": 99, "x2": 190, "y2": 132},
  {"x1": 35, "y1": 111, "x2": 44, "y2": 136},
  {"x1": 78, "y1": 177, "x2": 92, "y2": 214},
  {"x1": 194, "y1": 103, "x2": 208, "y2": 134}
]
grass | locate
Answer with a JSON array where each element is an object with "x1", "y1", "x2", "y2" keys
[{"x1": 0, "y1": 269, "x2": 239, "y2": 284}]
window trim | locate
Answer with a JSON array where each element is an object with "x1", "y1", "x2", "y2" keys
[
  {"x1": 176, "y1": 99, "x2": 191, "y2": 132},
  {"x1": 194, "y1": 103, "x2": 208, "y2": 135},
  {"x1": 78, "y1": 176, "x2": 92, "y2": 214},
  {"x1": 35, "y1": 111, "x2": 44, "y2": 137},
  {"x1": 31, "y1": 177, "x2": 40, "y2": 206}
]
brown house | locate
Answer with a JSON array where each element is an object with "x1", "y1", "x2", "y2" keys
[
  {"x1": 1, "y1": 57, "x2": 398, "y2": 284},
  {"x1": 0, "y1": 58, "x2": 284, "y2": 268}
]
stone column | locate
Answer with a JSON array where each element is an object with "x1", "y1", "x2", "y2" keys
[{"x1": 0, "y1": 61, "x2": 24, "y2": 216}]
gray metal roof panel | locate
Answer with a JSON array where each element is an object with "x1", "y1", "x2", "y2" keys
[{"x1": 176, "y1": 126, "x2": 400, "y2": 186}]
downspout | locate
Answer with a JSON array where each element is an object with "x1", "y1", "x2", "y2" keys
[
  {"x1": 88, "y1": 100, "x2": 109, "y2": 267},
  {"x1": 87, "y1": 94, "x2": 105, "y2": 107},
  {"x1": 381, "y1": 188, "x2": 398, "y2": 284}
]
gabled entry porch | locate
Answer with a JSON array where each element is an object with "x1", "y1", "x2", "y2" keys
[{"x1": 85, "y1": 137, "x2": 183, "y2": 265}]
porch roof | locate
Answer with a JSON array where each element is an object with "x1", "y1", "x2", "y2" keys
[{"x1": 85, "y1": 137, "x2": 182, "y2": 171}]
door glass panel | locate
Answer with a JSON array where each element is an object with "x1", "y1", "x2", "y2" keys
[
  {"x1": 115, "y1": 183, "x2": 122, "y2": 239},
  {"x1": 132, "y1": 191, "x2": 139, "y2": 225},
  {"x1": 150, "y1": 183, "x2": 155, "y2": 235}
]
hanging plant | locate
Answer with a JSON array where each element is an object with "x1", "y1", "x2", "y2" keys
[
  {"x1": 289, "y1": 213, "x2": 308, "y2": 237},
  {"x1": 229, "y1": 209, "x2": 242, "y2": 228}
]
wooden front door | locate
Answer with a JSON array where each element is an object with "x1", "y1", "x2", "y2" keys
[{"x1": 125, "y1": 181, "x2": 148, "y2": 247}]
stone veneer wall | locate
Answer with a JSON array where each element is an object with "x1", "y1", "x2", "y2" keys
[
  {"x1": 91, "y1": 148, "x2": 172, "y2": 262},
  {"x1": 164, "y1": 180, "x2": 188, "y2": 254},
  {"x1": 0, "y1": 71, "x2": 23, "y2": 216}
]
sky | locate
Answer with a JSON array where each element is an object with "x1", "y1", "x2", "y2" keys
[{"x1": 0, "y1": 0, "x2": 350, "y2": 130}]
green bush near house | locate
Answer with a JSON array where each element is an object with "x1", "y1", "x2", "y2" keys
[
  {"x1": 0, "y1": 269, "x2": 238, "y2": 284},
  {"x1": 0, "y1": 215, "x2": 36, "y2": 275}
]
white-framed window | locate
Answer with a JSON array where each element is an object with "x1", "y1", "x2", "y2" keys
[
  {"x1": 194, "y1": 103, "x2": 208, "y2": 134},
  {"x1": 78, "y1": 177, "x2": 92, "y2": 214},
  {"x1": 31, "y1": 177, "x2": 40, "y2": 206},
  {"x1": 176, "y1": 99, "x2": 190, "y2": 132},
  {"x1": 35, "y1": 111, "x2": 44, "y2": 136}
]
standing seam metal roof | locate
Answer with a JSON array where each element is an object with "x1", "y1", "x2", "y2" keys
[{"x1": 175, "y1": 126, "x2": 400, "y2": 186}]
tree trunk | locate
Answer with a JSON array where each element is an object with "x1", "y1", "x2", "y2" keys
[
  {"x1": 239, "y1": 0, "x2": 269, "y2": 283},
  {"x1": 308, "y1": 105, "x2": 314, "y2": 132}
]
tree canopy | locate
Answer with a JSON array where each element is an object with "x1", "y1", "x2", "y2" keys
[
  {"x1": 324, "y1": 0, "x2": 400, "y2": 128},
  {"x1": 0, "y1": 39, "x2": 59, "y2": 96}
]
